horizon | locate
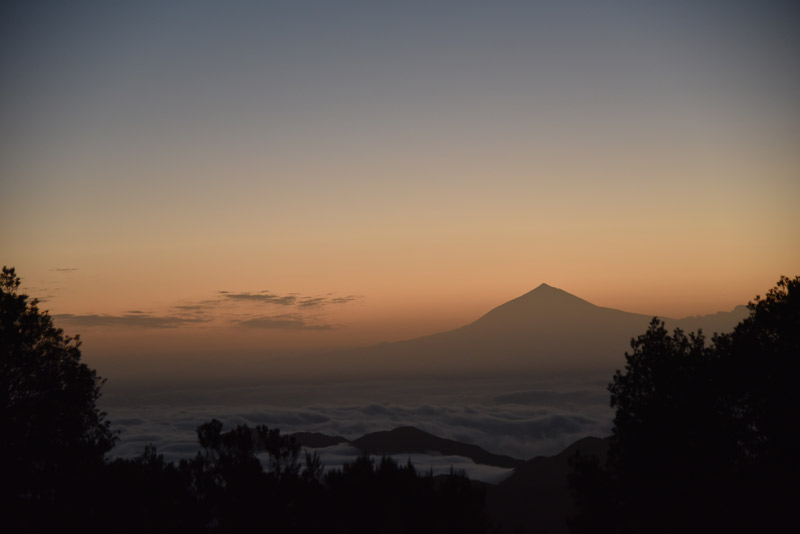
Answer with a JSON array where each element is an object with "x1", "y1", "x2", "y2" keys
[{"x1": 12, "y1": 275, "x2": 772, "y2": 361}]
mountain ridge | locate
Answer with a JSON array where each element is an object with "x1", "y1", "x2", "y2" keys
[
  {"x1": 350, "y1": 426, "x2": 524, "y2": 469},
  {"x1": 336, "y1": 284, "x2": 749, "y2": 377},
  {"x1": 293, "y1": 424, "x2": 601, "y2": 470}
]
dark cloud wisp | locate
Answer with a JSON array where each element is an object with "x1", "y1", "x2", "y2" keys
[
  {"x1": 53, "y1": 313, "x2": 209, "y2": 328},
  {"x1": 298, "y1": 295, "x2": 359, "y2": 309},
  {"x1": 237, "y1": 314, "x2": 334, "y2": 330},
  {"x1": 221, "y1": 292, "x2": 297, "y2": 305},
  {"x1": 51, "y1": 289, "x2": 358, "y2": 331},
  {"x1": 220, "y1": 291, "x2": 360, "y2": 310}
]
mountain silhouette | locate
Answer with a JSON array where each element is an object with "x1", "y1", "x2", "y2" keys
[
  {"x1": 338, "y1": 284, "x2": 748, "y2": 376},
  {"x1": 485, "y1": 436, "x2": 610, "y2": 533},
  {"x1": 350, "y1": 426, "x2": 523, "y2": 469},
  {"x1": 474, "y1": 283, "x2": 599, "y2": 326}
]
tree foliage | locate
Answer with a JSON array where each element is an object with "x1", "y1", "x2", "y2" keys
[
  {"x1": 1, "y1": 266, "x2": 116, "y2": 525},
  {"x1": 571, "y1": 275, "x2": 800, "y2": 533},
  {"x1": 95, "y1": 420, "x2": 490, "y2": 533}
]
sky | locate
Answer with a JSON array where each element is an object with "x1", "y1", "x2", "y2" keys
[{"x1": 2, "y1": 0, "x2": 799, "y2": 372}]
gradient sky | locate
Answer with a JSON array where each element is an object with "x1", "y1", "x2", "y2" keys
[{"x1": 2, "y1": 1, "x2": 799, "y2": 367}]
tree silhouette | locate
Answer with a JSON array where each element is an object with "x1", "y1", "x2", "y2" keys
[
  {"x1": 605, "y1": 320, "x2": 729, "y2": 532},
  {"x1": 1, "y1": 266, "x2": 116, "y2": 529},
  {"x1": 100, "y1": 445, "x2": 200, "y2": 533},
  {"x1": 712, "y1": 275, "x2": 800, "y2": 528},
  {"x1": 570, "y1": 275, "x2": 800, "y2": 533},
  {"x1": 323, "y1": 453, "x2": 491, "y2": 534}
]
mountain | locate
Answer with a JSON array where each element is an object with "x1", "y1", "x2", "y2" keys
[
  {"x1": 295, "y1": 426, "x2": 523, "y2": 468},
  {"x1": 350, "y1": 426, "x2": 523, "y2": 469},
  {"x1": 485, "y1": 436, "x2": 610, "y2": 533},
  {"x1": 670, "y1": 304, "x2": 749, "y2": 334},
  {"x1": 339, "y1": 283, "x2": 748, "y2": 376}
]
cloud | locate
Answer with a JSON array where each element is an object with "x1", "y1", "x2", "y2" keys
[
  {"x1": 167, "y1": 300, "x2": 221, "y2": 322},
  {"x1": 51, "y1": 268, "x2": 78, "y2": 272},
  {"x1": 51, "y1": 288, "x2": 359, "y2": 331},
  {"x1": 53, "y1": 313, "x2": 208, "y2": 328},
  {"x1": 237, "y1": 314, "x2": 334, "y2": 330},
  {"x1": 221, "y1": 292, "x2": 297, "y2": 305},
  {"x1": 298, "y1": 295, "x2": 359, "y2": 309},
  {"x1": 174, "y1": 304, "x2": 209, "y2": 311},
  {"x1": 220, "y1": 291, "x2": 360, "y2": 309},
  {"x1": 493, "y1": 389, "x2": 607, "y2": 406},
  {"x1": 329, "y1": 296, "x2": 358, "y2": 305},
  {"x1": 297, "y1": 297, "x2": 328, "y2": 309},
  {"x1": 104, "y1": 377, "x2": 614, "y2": 466}
]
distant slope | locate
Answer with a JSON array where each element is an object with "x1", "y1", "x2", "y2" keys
[
  {"x1": 351, "y1": 426, "x2": 523, "y2": 468},
  {"x1": 669, "y1": 305, "x2": 749, "y2": 334},
  {"x1": 338, "y1": 284, "x2": 748, "y2": 376},
  {"x1": 485, "y1": 436, "x2": 610, "y2": 534}
]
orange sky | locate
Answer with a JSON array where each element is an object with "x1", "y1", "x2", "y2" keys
[{"x1": 2, "y1": 2, "x2": 799, "y2": 369}]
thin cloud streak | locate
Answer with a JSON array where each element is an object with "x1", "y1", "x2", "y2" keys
[
  {"x1": 220, "y1": 291, "x2": 360, "y2": 309},
  {"x1": 237, "y1": 314, "x2": 335, "y2": 331},
  {"x1": 49, "y1": 288, "x2": 359, "y2": 330},
  {"x1": 54, "y1": 313, "x2": 208, "y2": 329},
  {"x1": 221, "y1": 292, "x2": 297, "y2": 305}
]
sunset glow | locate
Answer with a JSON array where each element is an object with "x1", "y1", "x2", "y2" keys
[{"x1": 2, "y1": 1, "x2": 798, "y2": 374}]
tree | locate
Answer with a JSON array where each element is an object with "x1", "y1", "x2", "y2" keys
[
  {"x1": 571, "y1": 276, "x2": 800, "y2": 533},
  {"x1": 712, "y1": 275, "x2": 800, "y2": 527},
  {"x1": 604, "y1": 320, "x2": 731, "y2": 532},
  {"x1": 0, "y1": 266, "x2": 116, "y2": 526}
]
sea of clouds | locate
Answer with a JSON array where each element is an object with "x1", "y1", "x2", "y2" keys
[{"x1": 102, "y1": 373, "x2": 613, "y2": 483}]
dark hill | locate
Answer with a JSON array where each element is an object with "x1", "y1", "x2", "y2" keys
[
  {"x1": 486, "y1": 436, "x2": 610, "y2": 533},
  {"x1": 351, "y1": 426, "x2": 524, "y2": 469}
]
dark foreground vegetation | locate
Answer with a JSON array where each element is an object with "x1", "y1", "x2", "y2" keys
[
  {"x1": 570, "y1": 275, "x2": 799, "y2": 533},
  {"x1": 2, "y1": 266, "x2": 798, "y2": 532},
  {"x1": 103, "y1": 422, "x2": 488, "y2": 533}
]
